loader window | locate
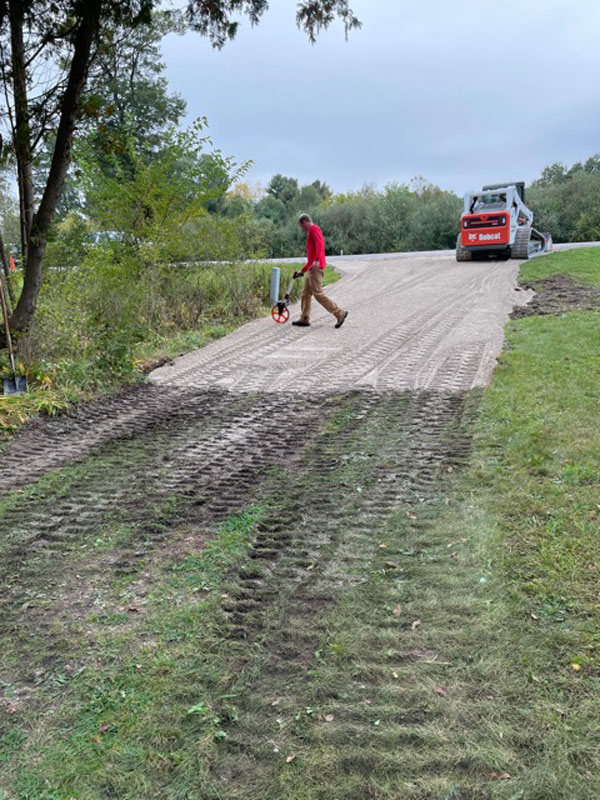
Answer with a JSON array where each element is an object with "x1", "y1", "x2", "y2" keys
[{"x1": 472, "y1": 193, "x2": 506, "y2": 211}]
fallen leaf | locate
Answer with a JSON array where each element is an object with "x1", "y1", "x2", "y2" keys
[
  {"x1": 324, "y1": 714, "x2": 335, "y2": 722},
  {"x1": 571, "y1": 663, "x2": 582, "y2": 672},
  {"x1": 490, "y1": 771, "x2": 512, "y2": 780},
  {"x1": 384, "y1": 561, "x2": 400, "y2": 568},
  {"x1": 392, "y1": 671, "x2": 399, "y2": 679},
  {"x1": 435, "y1": 686, "x2": 449, "y2": 697},
  {"x1": 271, "y1": 699, "x2": 281, "y2": 706},
  {"x1": 393, "y1": 606, "x2": 402, "y2": 617},
  {"x1": 379, "y1": 542, "x2": 388, "y2": 549},
  {"x1": 447, "y1": 466, "x2": 454, "y2": 472},
  {"x1": 98, "y1": 724, "x2": 109, "y2": 733},
  {"x1": 411, "y1": 619, "x2": 421, "y2": 630},
  {"x1": 530, "y1": 613, "x2": 539, "y2": 620},
  {"x1": 446, "y1": 538, "x2": 467, "y2": 548},
  {"x1": 285, "y1": 754, "x2": 296, "y2": 763}
]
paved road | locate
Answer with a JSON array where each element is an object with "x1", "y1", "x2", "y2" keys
[{"x1": 150, "y1": 254, "x2": 532, "y2": 394}]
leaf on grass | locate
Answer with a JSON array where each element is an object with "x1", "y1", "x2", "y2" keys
[
  {"x1": 490, "y1": 771, "x2": 512, "y2": 779},
  {"x1": 411, "y1": 619, "x2": 421, "y2": 630},
  {"x1": 393, "y1": 606, "x2": 402, "y2": 617},
  {"x1": 435, "y1": 686, "x2": 449, "y2": 697},
  {"x1": 285, "y1": 754, "x2": 296, "y2": 763},
  {"x1": 379, "y1": 542, "x2": 388, "y2": 549},
  {"x1": 324, "y1": 714, "x2": 335, "y2": 722},
  {"x1": 392, "y1": 671, "x2": 399, "y2": 679},
  {"x1": 530, "y1": 613, "x2": 539, "y2": 620},
  {"x1": 571, "y1": 663, "x2": 581, "y2": 671},
  {"x1": 384, "y1": 561, "x2": 400, "y2": 568}
]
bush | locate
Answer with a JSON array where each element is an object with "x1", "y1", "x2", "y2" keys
[{"x1": 18, "y1": 242, "x2": 283, "y2": 391}]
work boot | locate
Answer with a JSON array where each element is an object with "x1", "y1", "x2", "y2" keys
[
  {"x1": 335, "y1": 311, "x2": 349, "y2": 329},
  {"x1": 292, "y1": 320, "x2": 310, "y2": 327}
]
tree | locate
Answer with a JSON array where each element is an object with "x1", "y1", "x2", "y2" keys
[
  {"x1": 82, "y1": 11, "x2": 186, "y2": 162},
  {"x1": 266, "y1": 173, "x2": 299, "y2": 207},
  {"x1": 81, "y1": 119, "x2": 248, "y2": 261},
  {"x1": 35, "y1": 12, "x2": 187, "y2": 221},
  {"x1": 255, "y1": 193, "x2": 287, "y2": 225},
  {"x1": 0, "y1": 0, "x2": 361, "y2": 337}
]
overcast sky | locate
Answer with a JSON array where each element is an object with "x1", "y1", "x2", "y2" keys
[{"x1": 161, "y1": 0, "x2": 600, "y2": 197}]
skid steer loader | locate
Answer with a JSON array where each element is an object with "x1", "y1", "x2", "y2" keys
[{"x1": 456, "y1": 182, "x2": 552, "y2": 261}]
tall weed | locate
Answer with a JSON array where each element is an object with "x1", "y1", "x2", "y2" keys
[{"x1": 17, "y1": 243, "x2": 290, "y2": 391}]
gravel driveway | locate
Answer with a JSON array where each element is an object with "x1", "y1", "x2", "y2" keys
[{"x1": 150, "y1": 254, "x2": 532, "y2": 393}]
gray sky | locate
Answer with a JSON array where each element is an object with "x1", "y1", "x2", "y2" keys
[{"x1": 162, "y1": 0, "x2": 600, "y2": 196}]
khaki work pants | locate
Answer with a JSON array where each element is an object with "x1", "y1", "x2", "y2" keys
[{"x1": 300, "y1": 264, "x2": 345, "y2": 323}]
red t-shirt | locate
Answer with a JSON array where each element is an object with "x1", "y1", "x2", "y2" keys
[{"x1": 301, "y1": 224, "x2": 326, "y2": 273}]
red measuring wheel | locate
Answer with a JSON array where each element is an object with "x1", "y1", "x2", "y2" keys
[{"x1": 271, "y1": 304, "x2": 290, "y2": 323}]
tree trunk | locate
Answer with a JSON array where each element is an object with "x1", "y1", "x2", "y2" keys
[
  {"x1": 9, "y1": 1, "x2": 34, "y2": 265},
  {"x1": 9, "y1": 0, "x2": 103, "y2": 333},
  {"x1": 0, "y1": 230, "x2": 15, "y2": 308}
]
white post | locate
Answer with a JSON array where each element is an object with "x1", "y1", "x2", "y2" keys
[{"x1": 270, "y1": 267, "x2": 280, "y2": 305}]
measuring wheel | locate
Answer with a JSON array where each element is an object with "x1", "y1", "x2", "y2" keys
[{"x1": 271, "y1": 304, "x2": 290, "y2": 324}]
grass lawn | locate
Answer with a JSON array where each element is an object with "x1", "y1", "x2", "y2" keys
[{"x1": 519, "y1": 246, "x2": 600, "y2": 285}]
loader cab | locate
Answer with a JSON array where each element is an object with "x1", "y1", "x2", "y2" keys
[{"x1": 469, "y1": 192, "x2": 507, "y2": 213}]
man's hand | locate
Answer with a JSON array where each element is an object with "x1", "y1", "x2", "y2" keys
[{"x1": 293, "y1": 270, "x2": 304, "y2": 279}]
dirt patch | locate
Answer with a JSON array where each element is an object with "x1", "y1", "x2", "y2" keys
[{"x1": 512, "y1": 273, "x2": 600, "y2": 318}]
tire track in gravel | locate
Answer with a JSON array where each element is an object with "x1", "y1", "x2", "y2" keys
[{"x1": 149, "y1": 254, "x2": 531, "y2": 394}]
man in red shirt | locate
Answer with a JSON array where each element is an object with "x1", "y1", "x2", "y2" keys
[{"x1": 292, "y1": 214, "x2": 348, "y2": 328}]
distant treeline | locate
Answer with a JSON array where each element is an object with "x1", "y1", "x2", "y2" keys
[
  {"x1": 222, "y1": 176, "x2": 462, "y2": 257},
  {"x1": 217, "y1": 154, "x2": 600, "y2": 258}
]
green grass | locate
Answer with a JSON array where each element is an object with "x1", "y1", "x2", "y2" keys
[
  {"x1": 1, "y1": 506, "x2": 265, "y2": 800},
  {"x1": 521, "y1": 245, "x2": 600, "y2": 284},
  {"x1": 455, "y1": 246, "x2": 600, "y2": 795}
]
